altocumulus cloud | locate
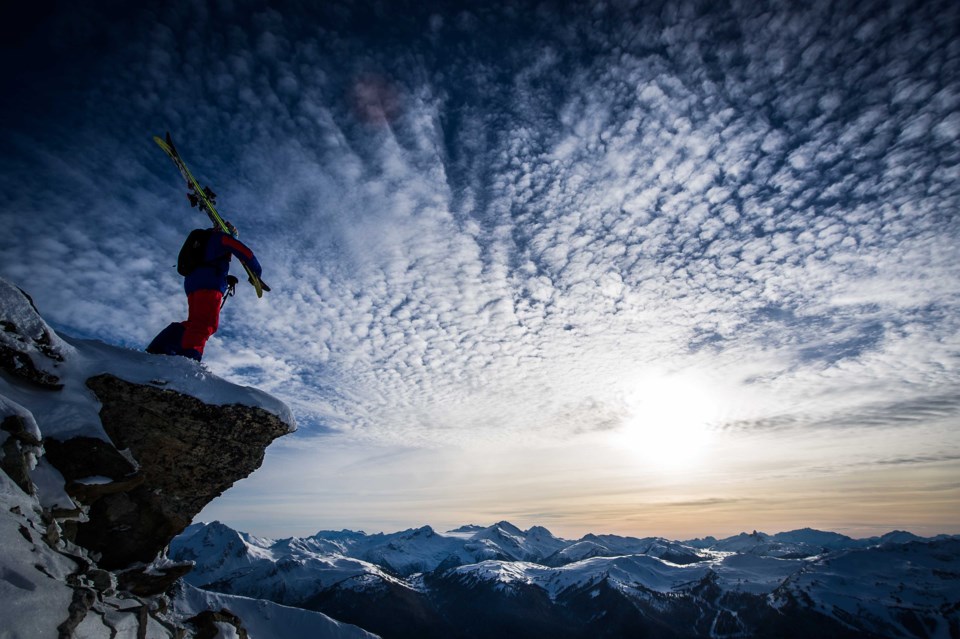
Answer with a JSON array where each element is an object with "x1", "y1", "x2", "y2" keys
[{"x1": 1, "y1": 0, "x2": 959, "y2": 456}]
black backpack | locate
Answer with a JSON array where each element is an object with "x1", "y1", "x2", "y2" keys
[{"x1": 177, "y1": 229, "x2": 212, "y2": 276}]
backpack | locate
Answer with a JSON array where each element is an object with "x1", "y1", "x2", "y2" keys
[{"x1": 177, "y1": 229, "x2": 212, "y2": 276}]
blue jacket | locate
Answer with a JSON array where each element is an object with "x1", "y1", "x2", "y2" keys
[{"x1": 184, "y1": 230, "x2": 262, "y2": 294}]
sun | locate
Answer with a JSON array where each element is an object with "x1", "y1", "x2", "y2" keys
[{"x1": 611, "y1": 371, "x2": 723, "y2": 471}]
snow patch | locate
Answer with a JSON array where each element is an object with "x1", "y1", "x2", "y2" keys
[{"x1": 171, "y1": 582, "x2": 380, "y2": 638}]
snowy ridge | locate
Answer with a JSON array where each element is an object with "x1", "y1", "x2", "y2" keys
[
  {"x1": 551, "y1": 532, "x2": 704, "y2": 565},
  {"x1": 464, "y1": 520, "x2": 569, "y2": 562},
  {"x1": 446, "y1": 550, "x2": 803, "y2": 599},
  {"x1": 0, "y1": 277, "x2": 295, "y2": 444},
  {"x1": 60, "y1": 337, "x2": 296, "y2": 437},
  {"x1": 172, "y1": 522, "x2": 415, "y2": 605},
  {"x1": 172, "y1": 520, "x2": 960, "y2": 639},
  {"x1": 174, "y1": 519, "x2": 960, "y2": 586},
  {"x1": 172, "y1": 582, "x2": 379, "y2": 639},
  {"x1": 173, "y1": 519, "x2": 714, "y2": 585},
  {"x1": 775, "y1": 540, "x2": 960, "y2": 638}
]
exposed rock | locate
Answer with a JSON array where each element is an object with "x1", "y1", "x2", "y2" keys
[
  {"x1": 0, "y1": 284, "x2": 65, "y2": 390},
  {"x1": 1, "y1": 414, "x2": 41, "y2": 494},
  {"x1": 42, "y1": 510, "x2": 64, "y2": 547},
  {"x1": 0, "y1": 341, "x2": 63, "y2": 388},
  {"x1": 86, "y1": 568, "x2": 116, "y2": 593},
  {"x1": 70, "y1": 373, "x2": 290, "y2": 570},
  {"x1": 57, "y1": 587, "x2": 96, "y2": 639},
  {"x1": 65, "y1": 473, "x2": 146, "y2": 508},
  {"x1": 43, "y1": 436, "x2": 137, "y2": 482},
  {"x1": 119, "y1": 562, "x2": 195, "y2": 597},
  {"x1": 187, "y1": 609, "x2": 250, "y2": 639}
]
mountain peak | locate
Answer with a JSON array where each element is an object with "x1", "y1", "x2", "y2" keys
[
  {"x1": 395, "y1": 525, "x2": 436, "y2": 539},
  {"x1": 526, "y1": 525, "x2": 556, "y2": 538},
  {"x1": 448, "y1": 524, "x2": 485, "y2": 534},
  {"x1": 879, "y1": 530, "x2": 923, "y2": 544},
  {"x1": 492, "y1": 520, "x2": 523, "y2": 534}
]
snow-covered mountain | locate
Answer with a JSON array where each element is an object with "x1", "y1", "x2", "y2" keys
[
  {"x1": 549, "y1": 532, "x2": 705, "y2": 565},
  {"x1": 171, "y1": 519, "x2": 960, "y2": 639},
  {"x1": 684, "y1": 528, "x2": 856, "y2": 558}
]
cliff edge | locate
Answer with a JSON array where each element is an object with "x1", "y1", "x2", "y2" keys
[{"x1": 0, "y1": 278, "x2": 365, "y2": 638}]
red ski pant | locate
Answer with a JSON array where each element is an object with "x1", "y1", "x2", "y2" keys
[{"x1": 181, "y1": 290, "x2": 223, "y2": 356}]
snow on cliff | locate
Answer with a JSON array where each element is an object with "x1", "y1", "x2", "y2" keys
[{"x1": 0, "y1": 276, "x2": 295, "y2": 446}]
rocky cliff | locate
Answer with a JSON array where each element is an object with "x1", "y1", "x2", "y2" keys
[
  {"x1": 0, "y1": 277, "x2": 309, "y2": 638},
  {"x1": 70, "y1": 373, "x2": 290, "y2": 570}
]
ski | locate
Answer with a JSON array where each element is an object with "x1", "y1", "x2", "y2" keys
[{"x1": 153, "y1": 132, "x2": 267, "y2": 298}]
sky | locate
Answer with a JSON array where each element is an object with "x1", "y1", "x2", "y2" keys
[{"x1": 1, "y1": 0, "x2": 959, "y2": 541}]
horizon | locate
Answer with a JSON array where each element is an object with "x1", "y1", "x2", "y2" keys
[
  {"x1": 192, "y1": 516, "x2": 946, "y2": 544},
  {"x1": 3, "y1": 0, "x2": 959, "y2": 541}
]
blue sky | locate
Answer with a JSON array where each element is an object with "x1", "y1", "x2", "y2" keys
[{"x1": 2, "y1": 0, "x2": 959, "y2": 539}]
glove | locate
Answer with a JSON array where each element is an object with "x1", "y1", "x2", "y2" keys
[{"x1": 249, "y1": 276, "x2": 271, "y2": 292}]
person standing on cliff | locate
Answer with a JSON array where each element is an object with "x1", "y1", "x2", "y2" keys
[{"x1": 147, "y1": 222, "x2": 263, "y2": 362}]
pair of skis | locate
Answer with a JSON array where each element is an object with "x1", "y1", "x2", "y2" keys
[{"x1": 153, "y1": 132, "x2": 268, "y2": 297}]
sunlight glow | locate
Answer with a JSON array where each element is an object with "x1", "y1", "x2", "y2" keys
[{"x1": 611, "y1": 372, "x2": 726, "y2": 471}]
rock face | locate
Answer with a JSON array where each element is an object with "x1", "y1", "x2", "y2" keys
[
  {"x1": 0, "y1": 284, "x2": 65, "y2": 389},
  {"x1": 73, "y1": 373, "x2": 290, "y2": 569},
  {"x1": 1, "y1": 414, "x2": 42, "y2": 494}
]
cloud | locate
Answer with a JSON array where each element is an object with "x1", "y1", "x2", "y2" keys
[
  {"x1": 717, "y1": 392, "x2": 960, "y2": 435},
  {"x1": 2, "y1": 0, "x2": 959, "y2": 534},
  {"x1": 873, "y1": 454, "x2": 960, "y2": 467}
]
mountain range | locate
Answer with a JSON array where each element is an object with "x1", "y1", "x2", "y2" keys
[{"x1": 171, "y1": 520, "x2": 960, "y2": 639}]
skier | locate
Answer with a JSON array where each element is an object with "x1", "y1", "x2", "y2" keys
[{"x1": 147, "y1": 222, "x2": 264, "y2": 361}]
